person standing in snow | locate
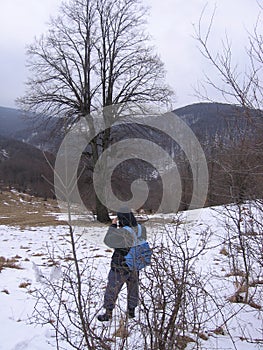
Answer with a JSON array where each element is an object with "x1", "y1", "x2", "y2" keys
[{"x1": 97, "y1": 209, "x2": 147, "y2": 322}]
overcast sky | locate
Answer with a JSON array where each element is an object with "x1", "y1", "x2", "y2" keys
[{"x1": 0, "y1": 0, "x2": 261, "y2": 109}]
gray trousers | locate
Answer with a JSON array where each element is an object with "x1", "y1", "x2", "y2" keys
[{"x1": 103, "y1": 268, "x2": 139, "y2": 310}]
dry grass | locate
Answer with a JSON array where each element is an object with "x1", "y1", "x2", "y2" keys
[
  {"x1": 0, "y1": 190, "x2": 67, "y2": 228},
  {"x1": 1, "y1": 289, "x2": 10, "y2": 294},
  {"x1": 19, "y1": 282, "x2": 32, "y2": 289},
  {"x1": 0, "y1": 190, "x2": 103, "y2": 228},
  {"x1": 0, "y1": 256, "x2": 22, "y2": 272},
  {"x1": 219, "y1": 247, "x2": 229, "y2": 256}
]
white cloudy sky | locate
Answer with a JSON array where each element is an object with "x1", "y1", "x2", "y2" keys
[{"x1": 0, "y1": 0, "x2": 261, "y2": 109}]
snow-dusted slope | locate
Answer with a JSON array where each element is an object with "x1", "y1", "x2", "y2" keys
[{"x1": 0, "y1": 197, "x2": 262, "y2": 349}]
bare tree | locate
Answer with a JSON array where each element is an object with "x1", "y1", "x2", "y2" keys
[
  {"x1": 18, "y1": 0, "x2": 173, "y2": 222},
  {"x1": 195, "y1": 5, "x2": 262, "y2": 110},
  {"x1": 193, "y1": 9, "x2": 263, "y2": 347},
  {"x1": 194, "y1": 5, "x2": 263, "y2": 206}
]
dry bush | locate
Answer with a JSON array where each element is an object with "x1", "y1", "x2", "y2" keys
[{"x1": 138, "y1": 220, "x2": 212, "y2": 350}]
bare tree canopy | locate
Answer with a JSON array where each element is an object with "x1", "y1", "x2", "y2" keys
[
  {"x1": 18, "y1": 0, "x2": 173, "y2": 222},
  {"x1": 194, "y1": 5, "x2": 263, "y2": 210},
  {"x1": 194, "y1": 4, "x2": 263, "y2": 110},
  {"x1": 19, "y1": 0, "x2": 173, "y2": 119}
]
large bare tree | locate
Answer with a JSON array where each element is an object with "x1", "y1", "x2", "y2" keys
[{"x1": 18, "y1": 0, "x2": 173, "y2": 222}]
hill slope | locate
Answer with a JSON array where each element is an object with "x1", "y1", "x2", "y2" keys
[
  {"x1": 0, "y1": 135, "x2": 54, "y2": 198},
  {"x1": 1, "y1": 103, "x2": 262, "y2": 207},
  {"x1": 173, "y1": 102, "x2": 262, "y2": 142}
]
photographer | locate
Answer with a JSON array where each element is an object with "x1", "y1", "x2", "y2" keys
[{"x1": 97, "y1": 209, "x2": 147, "y2": 322}]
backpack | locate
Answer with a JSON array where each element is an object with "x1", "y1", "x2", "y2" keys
[{"x1": 123, "y1": 224, "x2": 152, "y2": 271}]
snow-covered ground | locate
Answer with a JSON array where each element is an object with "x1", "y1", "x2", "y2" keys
[{"x1": 0, "y1": 199, "x2": 262, "y2": 349}]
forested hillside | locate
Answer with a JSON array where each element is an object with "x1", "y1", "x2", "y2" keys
[
  {"x1": 0, "y1": 135, "x2": 54, "y2": 198},
  {"x1": 1, "y1": 103, "x2": 262, "y2": 210}
]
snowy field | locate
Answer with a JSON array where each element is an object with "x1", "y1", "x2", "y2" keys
[{"x1": 0, "y1": 191, "x2": 262, "y2": 349}]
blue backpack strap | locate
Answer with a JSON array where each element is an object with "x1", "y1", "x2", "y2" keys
[
  {"x1": 123, "y1": 224, "x2": 142, "y2": 239},
  {"x1": 137, "y1": 224, "x2": 142, "y2": 238}
]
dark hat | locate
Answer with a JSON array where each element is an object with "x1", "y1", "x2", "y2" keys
[{"x1": 117, "y1": 209, "x2": 137, "y2": 227}]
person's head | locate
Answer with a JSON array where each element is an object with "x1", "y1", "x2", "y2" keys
[{"x1": 117, "y1": 209, "x2": 137, "y2": 227}]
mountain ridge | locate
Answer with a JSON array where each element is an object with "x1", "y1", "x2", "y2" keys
[
  {"x1": 1, "y1": 102, "x2": 260, "y2": 147},
  {"x1": 1, "y1": 102, "x2": 262, "y2": 209}
]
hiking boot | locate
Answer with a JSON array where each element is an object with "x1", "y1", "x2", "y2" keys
[
  {"x1": 127, "y1": 307, "x2": 135, "y2": 318},
  {"x1": 97, "y1": 309, "x2": 112, "y2": 322}
]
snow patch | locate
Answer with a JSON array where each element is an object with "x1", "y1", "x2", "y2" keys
[
  {"x1": 0, "y1": 204, "x2": 262, "y2": 349},
  {"x1": 0, "y1": 148, "x2": 9, "y2": 160}
]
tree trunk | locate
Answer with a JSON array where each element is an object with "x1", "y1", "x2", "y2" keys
[
  {"x1": 95, "y1": 194, "x2": 111, "y2": 223},
  {"x1": 90, "y1": 134, "x2": 111, "y2": 223}
]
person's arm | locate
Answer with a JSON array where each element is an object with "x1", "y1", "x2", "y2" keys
[{"x1": 104, "y1": 218, "x2": 134, "y2": 248}]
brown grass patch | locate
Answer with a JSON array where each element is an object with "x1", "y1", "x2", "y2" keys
[
  {"x1": 225, "y1": 270, "x2": 246, "y2": 278},
  {"x1": 1, "y1": 289, "x2": 10, "y2": 294},
  {"x1": 220, "y1": 247, "x2": 229, "y2": 256},
  {"x1": 0, "y1": 190, "x2": 118, "y2": 229},
  {"x1": 0, "y1": 256, "x2": 22, "y2": 272},
  {"x1": 64, "y1": 256, "x2": 74, "y2": 262},
  {"x1": 31, "y1": 253, "x2": 44, "y2": 257},
  {"x1": 212, "y1": 326, "x2": 225, "y2": 335},
  {"x1": 197, "y1": 332, "x2": 209, "y2": 341},
  {"x1": 0, "y1": 190, "x2": 67, "y2": 228},
  {"x1": 19, "y1": 281, "x2": 32, "y2": 288},
  {"x1": 176, "y1": 335, "x2": 196, "y2": 349}
]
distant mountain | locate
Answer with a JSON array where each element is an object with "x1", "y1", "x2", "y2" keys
[
  {"x1": 0, "y1": 107, "x2": 29, "y2": 137},
  {"x1": 1, "y1": 103, "x2": 262, "y2": 207},
  {"x1": 0, "y1": 106, "x2": 60, "y2": 151},
  {"x1": 173, "y1": 102, "x2": 262, "y2": 143},
  {"x1": 1, "y1": 103, "x2": 261, "y2": 151}
]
